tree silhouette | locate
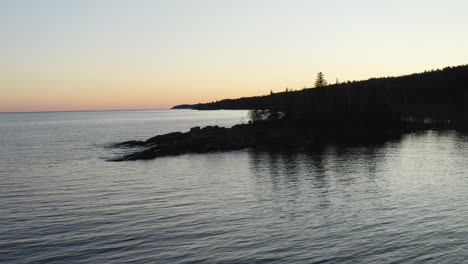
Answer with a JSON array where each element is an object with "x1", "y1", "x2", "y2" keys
[
  {"x1": 314, "y1": 72, "x2": 327, "y2": 88},
  {"x1": 196, "y1": 65, "x2": 468, "y2": 128}
]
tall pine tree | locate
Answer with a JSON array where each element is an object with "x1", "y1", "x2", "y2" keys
[{"x1": 314, "y1": 72, "x2": 327, "y2": 88}]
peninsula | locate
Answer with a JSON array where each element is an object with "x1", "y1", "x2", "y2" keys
[{"x1": 110, "y1": 65, "x2": 468, "y2": 161}]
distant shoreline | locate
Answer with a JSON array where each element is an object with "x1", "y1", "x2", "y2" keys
[{"x1": 0, "y1": 108, "x2": 174, "y2": 114}]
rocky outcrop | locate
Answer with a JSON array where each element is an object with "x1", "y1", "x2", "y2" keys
[
  {"x1": 108, "y1": 120, "x2": 425, "y2": 161},
  {"x1": 109, "y1": 125, "x2": 256, "y2": 161}
]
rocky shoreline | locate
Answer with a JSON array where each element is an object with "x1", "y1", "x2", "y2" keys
[
  {"x1": 109, "y1": 124, "x2": 253, "y2": 161},
  {"x1": 108, "y1": 120, "x2": 428, "y2": 161}
]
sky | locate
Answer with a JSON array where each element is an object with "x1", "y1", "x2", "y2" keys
[{"x1": 1, "y1": 0, "x2": 467, "y2": 112}]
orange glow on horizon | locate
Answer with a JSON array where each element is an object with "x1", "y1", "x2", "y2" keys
[{"x1": 2, "y1": 1, "x2": 468, "y2": 112}]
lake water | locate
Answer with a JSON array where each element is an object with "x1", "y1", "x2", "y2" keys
[{"x1": 0, "y1": 110, "x2": 466, "y2": 264}]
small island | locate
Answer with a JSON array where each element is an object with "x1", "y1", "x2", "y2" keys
[{"x1": 110, "y1": 65, "x2": 467, "y2": 161}]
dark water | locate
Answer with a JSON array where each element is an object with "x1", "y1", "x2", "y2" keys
[{"x1": 0, "y1": 110, "x2": 466, "y2": 264}]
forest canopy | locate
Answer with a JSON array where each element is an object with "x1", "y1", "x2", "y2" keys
[{"x1": 194, "y1": 65, "x2": 468, "y2": 128}]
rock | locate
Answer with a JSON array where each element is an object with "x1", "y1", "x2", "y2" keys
[
  {"x1": 112, "y1": 140, "x2": 146, "y2": 147},
  {"x1": 190, "y1": 127, "x2": 201, "y2": 136},
  {"x1": 145, "y1": 132, "x2": 187, "y2": 145},
  {"x1": 109, "y1": 124, "x2": 255, "y2": 161},
  {"x1": 108, "y1": 120, "x2": 413, "y2": 161}
]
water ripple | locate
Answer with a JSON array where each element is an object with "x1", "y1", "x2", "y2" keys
[{"x1": 1, "y1": 112, "x2": 467, "y2": 263}]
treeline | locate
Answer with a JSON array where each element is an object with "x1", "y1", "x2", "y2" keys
[{"x1": 195, "y1": 65, "x2": 468, "y2": 128}]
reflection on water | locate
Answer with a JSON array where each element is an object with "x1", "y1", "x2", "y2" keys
[
  {"x1": 0, "y1": 111, "x2": 467, "y2": 264},
  {"x1": 244, "y1": 132, "x2": 466, "y2": 263},
  {"x1": 248, "y1": 140, "x2": 398, "y2": 210}
]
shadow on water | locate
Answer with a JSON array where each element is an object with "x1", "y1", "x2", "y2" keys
[{"x1": 247, "y1": 136, "x2": 404, "y2": 210}]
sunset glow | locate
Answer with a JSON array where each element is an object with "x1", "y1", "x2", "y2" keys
[{"x1": 2, "y1": 0, "x2": 468, "y2": 112}]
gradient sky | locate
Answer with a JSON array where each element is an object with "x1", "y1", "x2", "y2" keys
[{"x1": 1, "y1": 0, "x2": 467, "y2": 112}]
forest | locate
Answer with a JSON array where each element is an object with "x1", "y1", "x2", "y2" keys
[
  {"x1": 194, "y1": 65, "x2": 468, "y2": 129},
  {"x1": 115, "y1": 65, "x2": 468, "y2": 161}
]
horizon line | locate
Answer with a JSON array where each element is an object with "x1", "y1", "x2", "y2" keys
[{"x1": 0, "y1": 108, "x2": 173, "y2": 114}]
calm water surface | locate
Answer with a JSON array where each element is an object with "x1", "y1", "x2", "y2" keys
[{"x1": 0, "y1": 110, "x2": 466, "y2": 263}]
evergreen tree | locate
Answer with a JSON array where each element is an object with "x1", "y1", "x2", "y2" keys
[{"x1": 314, "y1": 72, "x2": 327, "y2": 87}]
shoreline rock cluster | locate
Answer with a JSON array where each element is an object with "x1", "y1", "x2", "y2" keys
[
  {"x1": 108, "y1": 121, "x2": 429, "y2": 161},
  {"x1": 109, "y1": 124, "x2": 254, "y2": 161}
]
